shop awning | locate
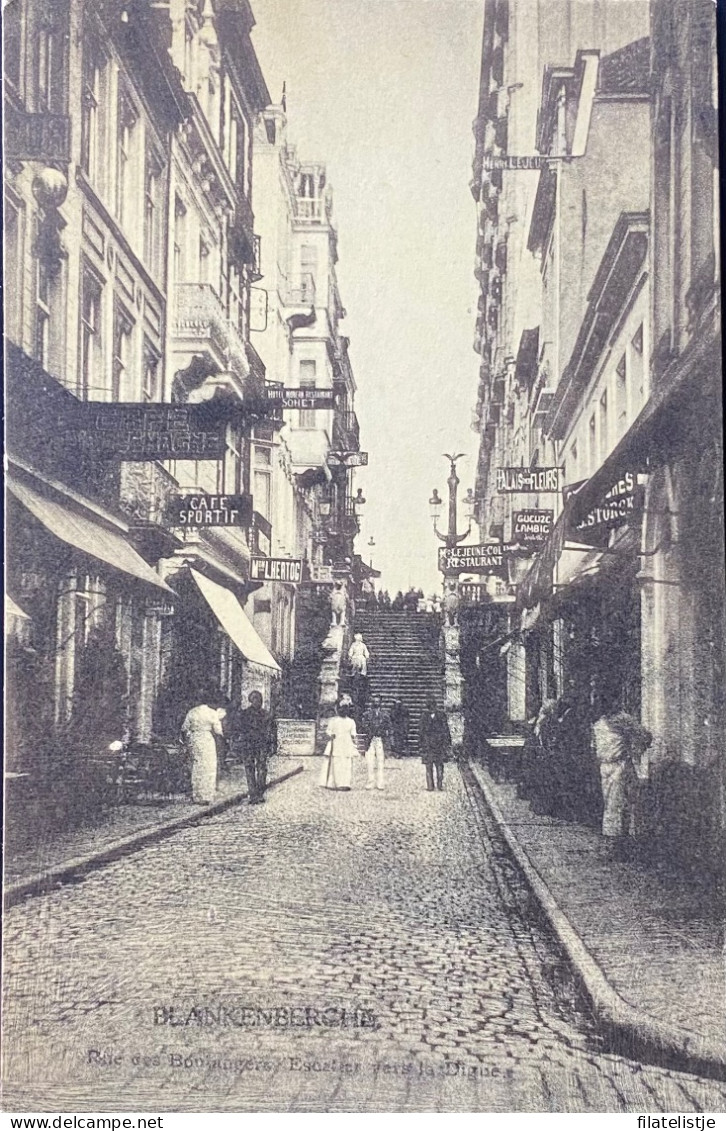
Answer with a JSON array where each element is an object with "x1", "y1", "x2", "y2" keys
[
  {"x1": 8, "y1": 476, "x2": 173, "y2": 593},
  {"x1": 191, "y1": 569, "x2": 281, "y2": 672}
]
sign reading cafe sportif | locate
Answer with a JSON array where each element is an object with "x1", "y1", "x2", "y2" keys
[
  {"x1": 438, "y1": 543, "x2": 506, "y2": 575},
  {"x1": 496, "y1": 467, "x2": 563, "y2": 494},
  {"x1": 250, "y1": 557, "x2": 303, "y2": 583},
  {"x1": 171, "y1": 494, "x2": 253, "y2": 528}
]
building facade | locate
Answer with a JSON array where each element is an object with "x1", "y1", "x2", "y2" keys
[{"x1": 469, "y1": 0, "x2": 723, "y2": 869}]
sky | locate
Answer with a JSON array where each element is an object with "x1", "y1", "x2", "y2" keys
[{"x1": 251, "y1": 0, "x2": 485, "y2": 595}]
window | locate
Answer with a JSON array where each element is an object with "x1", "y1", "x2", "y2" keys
[
  {"x1": 588, "y1": 414, "x2": 597, "y2": 473},
  {"x1": 630, "y1": 324, "x2": 645, "y2": 408},
  {"x1": 34, "y1": 259, "x2": 51, "y2": 368},
  {"x1": 300, "y1": 244, "x2": 318, "y2": 299},
  {"x1": 599, "y1": 388, "x2": 609, "y2": 459},
  {"x1": 81, "y1": 42, "x2": 104, "y2": 183},
  {"x1": 228, "y1": 102, "x2": 246, "y2": 193},
  {"x1": 144, "y1": 152, "x2": 163, "y2": 275},
  {"x1": 254, "y1": 444, "x2": 273, "y2": 521},
  {"x1": 173, "y1": 196, "x2": 186, "y2": 281},
  {"x1": 223, "y1": 426, "x2": 244, "y2": 494},
  {"x1": 4, "y1": 195, "x2": 24, "y2": 343},
  {"x1": 116, "y1": 89, "x2": 138, "y2": 227},
  {"x1": 615, "y1": 353, "x2": 628, "y2": 426},
  {"x1": 199, "y1": 236, "x2": 211, "y2": 284},
  {"x1": 112, "y1": 304, "x2": 134, "y2": 401},
  {"x1": 80, "y1": 267, "x2": 103, "y2": 399},
  {"x1": 142, "y1": 340, "x2": 161, "y2": 403},
  {"x1": 299, "y1": 359, "x2": 316, "y2": 429},
  {"x1": 4, "y1": 0, "x2": 22, "y2": 91}
]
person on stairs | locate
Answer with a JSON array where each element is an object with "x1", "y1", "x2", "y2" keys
[{"x1": 419, "y1": 696, "x2": 452, "y2": 792}]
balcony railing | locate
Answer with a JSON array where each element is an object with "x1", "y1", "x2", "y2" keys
[
  {"x1": 173, "y1": 284, "x2": 247, "y2": 377},
  {"x1": 284, "y1": 273, "x2": 316, "y2": 307},
  {"x1": 119, "y1": 459, "x2": 178, "y2": 528},
  {"x1": 294, "y1": 194, "x2": 333, "y2": 225}
]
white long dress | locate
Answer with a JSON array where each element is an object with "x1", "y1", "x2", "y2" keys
[
  {"x1": 181, "y1": 705, "x2": 225, "y2": 803},
  {"x1": 319, "y1": 715, "x2": 358, "y2": 790}
]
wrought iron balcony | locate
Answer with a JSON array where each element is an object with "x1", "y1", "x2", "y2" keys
[
  {"x1": 173, "y1": 283, "x2": 248, "y2": 379},
  {"x1": 119, "y1": 459, "x2": 179, "y2": 529}
]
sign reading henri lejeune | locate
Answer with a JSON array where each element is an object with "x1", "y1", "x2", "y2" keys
[
  {"x1": 170, "y1": 494, "x2": 253, "y2": 528},
  {"x1": 438, "y1": 543, "x2": 507, "y2": 575},
  {"x1": 69, "y1": 404, "x2": 227, "y2": 461},
  {"x1": 512, "y1": 509, "x2": 554, "y2": 548},
  {"x1": 250, "y1": 557, "x2": 303, "y2": 583},
  {"x1": 496, "y1": 467, "x2": 563, "y2": 493}
]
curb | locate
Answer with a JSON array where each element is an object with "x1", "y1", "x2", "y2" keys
[
  {"x1": 468, "y1": 760, "x2": 726, "y2": 1082},
  {"x1": 4, "y1": 765, "x2": 305, "y2": 909}
]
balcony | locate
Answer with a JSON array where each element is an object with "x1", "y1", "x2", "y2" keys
[
  {"x1": 293, "y1": 194, "x2": 333, "y2": 225},
  {"x1": 119, "y1": 459, "x2": 178, "y2": 528},
  {"x1": 172, "y1": 284, "x2": 248, "y2": 383},
  {"x1": 332, "y1": 409, "x2": 360, "y2": 452}
]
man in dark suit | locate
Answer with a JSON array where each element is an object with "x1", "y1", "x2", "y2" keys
[
  {"x1": 419, "y1": 696, "x2": 452, "y2": 791},
  {"x1": 234, "y1": 691, "x2": 275, "y2": 804}
]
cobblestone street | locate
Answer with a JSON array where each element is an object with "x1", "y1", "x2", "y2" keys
[{"x1": 3, "y1": 761, "x2": 725, "y2": 1113}]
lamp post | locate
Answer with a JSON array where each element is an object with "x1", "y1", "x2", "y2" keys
[
  {"x1": 429, "y1": 453, "x2": 476, "y2": 548},
  {"x1": 367, "y1": 535, "x2": 376, "y2": 568}
]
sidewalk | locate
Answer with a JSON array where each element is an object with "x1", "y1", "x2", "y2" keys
[
  {"x1": 469, "y1": 760, "x2": 726, "y2": 1079},
  {"x1": 4, "y1": 758, "x2": 304, "y2": 906}
]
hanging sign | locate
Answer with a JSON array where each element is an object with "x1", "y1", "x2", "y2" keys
[
  {"x1": 484, "y1": 155, "x2": 552, "y2": 171},
  {"x1": 496, "y1": 467, "x2": 563, "y2": 493},
  {"x1": 572, "y1": 472, "x2": 643, "y2": 547},
  {"x1": 327, "y1": 451, "x2": 369, "y2": 467},
  {"x1": 438, "y1": 543, "x2": 507, "y2": 576},
  {"x1": 264, "y1": 388, "x2": 336, "y2": 410},
  {"x1": 512, "y1": 509, "x2": 554, "y2": 548},
  {"x1": 69, "y1": 404, "x2": 227, "y2": 461},
  {"x1": 170, "y1": 494, "x2": 253, "y2": 528},
  {"x1": 251, "y1": 557, "x2": 303, "y2": 583}
]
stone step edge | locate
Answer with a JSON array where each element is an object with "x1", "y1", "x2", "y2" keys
[
  {"x1": 467, "y1": 760, "x2": 726, "y2": 1081},
  {"x1": 3, "y1": 766, "x2": 306, "y2": 910}
]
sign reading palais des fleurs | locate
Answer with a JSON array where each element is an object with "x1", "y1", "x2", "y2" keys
[
  {"x1": 170, "y1": 494, "x2": 253, "y2": 528},
  {"x1": 496, "y1": 467, "x2": 563, "y2": 493},
  {"x1": 250, "y1": 557, "x2": 303, "y2": 583},
  {"x1": 438, "y1": 543, "x2": 507, "y2": 576},
  {"x1": 512, "y1": 509, "x2": 554, "y2": 548},
  {"x1": 572, "y1": 472, "x2": 643, "y2": 547},
  {"x1": 69, "y1": 404, "x2": 227, "y2": 461},
  {"x1": 264, "y1": 387, "x2": 336, "y2": 410}
]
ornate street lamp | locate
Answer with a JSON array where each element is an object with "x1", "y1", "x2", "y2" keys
[{"x1": 430, "y1": 454, "x2": 474, "y2": 549}]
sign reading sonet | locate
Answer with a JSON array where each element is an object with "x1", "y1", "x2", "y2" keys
[
  {"x1": 250, "y1": 557, "x2": 303, "y2": 583},
  {"x1": 264, "y1": 388, "x2": 335, "y2": 410},
  {"x1": 496, "y1": 467, "x2": 563, "y2": 493},
  {"x1": 438, "y1": 543, "x2": 506, "y2": 575},
  {"x1": 172, "y1": 494, "x2": 252, "y2": 527}
]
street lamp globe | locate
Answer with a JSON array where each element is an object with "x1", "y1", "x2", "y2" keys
[
  {"x1": 429, "y1": 489, "x2": 443, "y2": 523},
  {"x1": 464, "y1": 488, "x2": 476, "y2": 521}
]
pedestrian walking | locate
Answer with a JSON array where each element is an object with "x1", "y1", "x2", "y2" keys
[
  {"x1": 593, "y1": 705, "x2": 652, "y2": 859},
  {"x1": 348, "y1": 632, "x2": 370, "y2": 676},
  {"x1": 181, "y1": 696, "x2": 226, "y2": 804},
  {"x1": 419, "y1": 696, "x2": 451, "y2": 791},
  {"x1": 319, "y1": 701, "x2": 358, "y2": 791},
  {"x1": 392, "y1": 591, "x2": 404, "y2": 612},
  {"x1": 235, "y1": 691, "x2": 275, "y2": 805},
  {"x1": 443, "y1": 583, "x2": 460, "y2": 626},
  {"x1": 390, "y1": 699, "x2": 410, "y2": 757},
  {"x1": 362, "y1": 696, "x2": 391, "y2": 790},
  {"x1": 329, "y1": 581, "x2": 346, "y2": 626}
]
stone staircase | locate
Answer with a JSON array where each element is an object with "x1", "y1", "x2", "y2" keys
[{"x1": 350, "y1": 612, "x2": 444, "y2": 756}]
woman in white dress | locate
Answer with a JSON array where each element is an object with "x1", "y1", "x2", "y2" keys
[
  {"x1": 319, "y1": 703, "x2": 358, "y2": 791},
  {"x1": 181, "y1": 700, "x2": 226, "y2": 804}
]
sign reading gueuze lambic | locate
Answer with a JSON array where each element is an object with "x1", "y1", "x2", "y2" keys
[
  {"x1": 512, "y1": 509, "x2": 554, "y2": 548},
  {"x1": 250, "y1": 557, "x2": 303, "y2": 583},
  {"x1": 438, "y1": 543, "x2": 506, "y2": 576},
  {"x1": 264, "y1": 387, "x2": 336, "y2": 410},
  {"x1": 573, "y1": 472, "x2": 643, "y2": 547},
  {"x1": 70, "y1": 404, "x2": 227, "y2": 461},
  {"x1": 496, "y1": 467, "x2": 563, "y2": 493},
  {"x1": 171, "y1": 494, "x2": 253, "y2": 528}
]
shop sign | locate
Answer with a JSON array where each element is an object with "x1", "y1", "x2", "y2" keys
[
  {"x1": 327, "y1": 451, "x2": 369, "y2": 467},
  {"x1": 276, "y1": 719, "x2": 317, "y2": 758},
  {"x1": 573, "y1": 472, "x2": 643, "y2": 546},
  {"x1": 309, "y1": 564, "x2": 334, "y2": 584},
  {"x1": 438, "y1": 543, "x2": 507, "y2": 576},
  {"x1": 5, "y1": 108, "x2": 71, "y2": 162},
  {"x1": 250, "y1": 557, "x2": 303, "y2": 583},
  {"x1": 70, "y1": 404, "x2": 227, "y2": 461},
  {"x1": 170, "y1": 494, "x2": 252, "y2": 528},
  {"x1": 496, "y1": 467, "x2": 563, "y2": 494},
  {"x1": 512, "y1": 509, "x2": 554, "y2": 548},
  {"x1": 264, "y1": 388, "x2": 336, "y2": 410},
  {"x1": 484, "y1": 155, "x2": 551, "y2": 171}
]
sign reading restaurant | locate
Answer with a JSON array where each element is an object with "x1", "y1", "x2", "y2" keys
[
  {"x1": 264, "y1": 388, "x2": 336, "y2": 410},
  {"x1": 496, "y1": 467, "x2": 563, "y2": 494},
  {"x1": 512, "y1": 510, "x2": 554, "y2": 548},
  {"x1": 70, "y1": 404, "x2": 227, "y2": 461},
  {"x1": 438, "y1": 543, "x2": 506, "y2": 575},
  {"x1": 170, "y1": 494, "x2": 253, "y2": 528},
  {"x1": 250, "y1": 557, "x2": 303, "y2": 584}
]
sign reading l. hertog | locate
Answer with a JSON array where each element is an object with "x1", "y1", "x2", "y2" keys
[
  {"x1": 438, "y1": 543, "x2": 506, "y2": 576},
  {"x1": 264, "y1": 387, "x2": 336, "y2": 410},
  {"x1": 70, "y1": 404, "x2": 227, "y2": 461},
  {"x1": 496, "y1": 467, "x2": 563, "y2": 494},
  {"x1": 250, "y1": 557, "x2": 303, "y2": 583},
  {"x1": 171, "y1": 494, "x2": 253, "y2": 528},
  {"x1": 512, "y1": 509, "x2": 554, "y2": 548},
  {"x1": 573, "y1": 472, "x2": 643, "y2": 546}
]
